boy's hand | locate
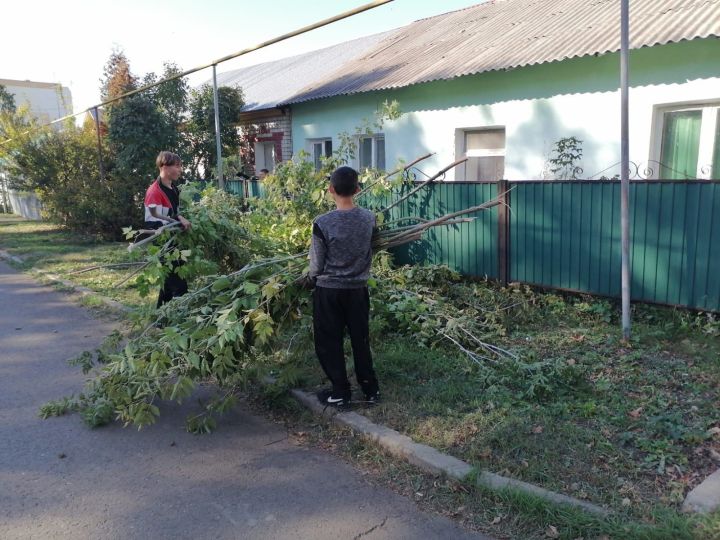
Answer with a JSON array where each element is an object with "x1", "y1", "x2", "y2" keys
[
  {"x1": 294, "y1": 274, "x2": 315, "y2": 290},
  {"x1": 178, "y1": 216, "x2": 191, "y2": 230}
]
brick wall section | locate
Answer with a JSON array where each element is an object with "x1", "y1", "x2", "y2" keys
[{"x1": 238, "y1": 111, "x2": 292, "y2": 174}]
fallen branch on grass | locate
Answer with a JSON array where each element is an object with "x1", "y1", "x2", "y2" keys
[{"x1": 68, "y1": 262, "x2": 145, "y2": 275}]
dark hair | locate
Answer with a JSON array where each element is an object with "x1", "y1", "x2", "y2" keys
[
  {"x1": 329, "y1": 166, "x2": 359, "y2": 196},
  {"x1": 156, "y1": 151, "x2": 182, "y2": 168},
  {"x1": 259, "y1": 168, "x2": 269, "y2": 174}
]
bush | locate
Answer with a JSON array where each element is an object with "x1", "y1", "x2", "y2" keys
[{"x1": 4, "y1": 121, "x2": 149, "y2": 239}]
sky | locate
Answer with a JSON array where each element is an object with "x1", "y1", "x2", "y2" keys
[{"x1": 1, "y1": 0, "x2": 481, "y2": 117}]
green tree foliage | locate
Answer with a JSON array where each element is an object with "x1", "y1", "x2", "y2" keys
[
  {"x1": 100, "y1": 49, "x2": 138, "y2": 102},
  {"x1": 0, "y1": 84, "x2": 16, "y2": 114},
  {"x1": 0, "y1": 122, "x2": 133, "y2": 234},
  {"x1": 106, "y1": 95, "x2": 177, "y2": 179},
  {"x1": 184, "y1": 84, "x2": 244, "y2": 179},
  {"x1": 140, "y1": 62, "x2": 189, "y2": 154},
  {"x1": 548, "y1": 136, "x2": 583, "y2": 180},
  {"x1": 5, "y1": 49, "x2": 246, "y2": 237},
  {"x1": 41, "y1": 158, "x2": 517, "y2": 431}
]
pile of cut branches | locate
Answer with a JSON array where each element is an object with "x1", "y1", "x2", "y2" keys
[{"x1": 42, "y1": 155, "x2": 510, "y2": 432}]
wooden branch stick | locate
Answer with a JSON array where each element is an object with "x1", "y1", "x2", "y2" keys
[
  {"x1": 114, "y1": 261, "x2": 151, "y2": 288},
  {"x1": 381, "y1": 157, "x2": 468, "y2": 214},
  {"x1": 68, "y1": 262, "x2": 145, "y2": 275},
  {"x1": 355, "y1": 152, "x2": 435, "y2": 199},
  {"x1": 127, "y1": 222, "x2": 182, "y2": 252}
]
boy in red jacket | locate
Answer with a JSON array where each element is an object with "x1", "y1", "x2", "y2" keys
[{"x1": 144, "y1": 151, "x2": 191, "y2": 307}]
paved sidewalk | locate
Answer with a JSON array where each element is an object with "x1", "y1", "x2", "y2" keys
[{"x1": 0, "y1": 260, "x2": 490, "y2": 540}]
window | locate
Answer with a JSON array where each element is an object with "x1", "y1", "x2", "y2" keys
[
  {"x1": 456, "y1": 128, "x2": 505, "y2": 181},
  {"x1": 357, "y1": 134, "x2": 385, "y2": 171},
  {"x1": 308, "y1": 138, "x2": 333, "y2": 170},
  {"x1": 254, "y1": 142, "x2": 275, "y2": 172},
  {"x1": 655, "y1": 104, "x2": 720, "y2": 179}
]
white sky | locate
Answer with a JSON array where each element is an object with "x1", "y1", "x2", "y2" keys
[{"x1": 1, "y1": 0, "x2": 480, "y2": 116}]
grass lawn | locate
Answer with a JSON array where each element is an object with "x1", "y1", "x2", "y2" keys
[
  {"x1": 0, "y1": 216, "x2": 151, "y2": 308},
  {"x1": 3, "y1": 214, "x2": 719, "y2": 538},
  {"x1": 285, "y1": 281, "x2": 720, "y2": 538}
]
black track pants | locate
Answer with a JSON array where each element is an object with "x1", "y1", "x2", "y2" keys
[
  {"x1": 313, "y1": 286, "x2": 378, "y2": 396},
  {"x1": 143, "y1": 221, "x2": 188, "y2": 308}
]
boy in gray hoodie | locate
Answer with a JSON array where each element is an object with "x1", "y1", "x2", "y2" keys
[{"x1": 309, "y1": 166, "x2": 380, "y2": 406}]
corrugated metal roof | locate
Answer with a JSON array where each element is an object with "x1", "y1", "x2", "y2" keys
[
  {"x1": 208, "y1": 31, "x2": 397, "y2": 112},
  {"x1": 282, "y1": 0, "x2": 720, "y2": 105}
]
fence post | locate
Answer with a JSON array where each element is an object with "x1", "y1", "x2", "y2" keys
[{"x1": 497, "y1": 179, "x2": 510, "y2": 286}]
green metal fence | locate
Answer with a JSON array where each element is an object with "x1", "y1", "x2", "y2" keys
[
  {"x1": 370, "y1": 182, "x2": 499, "y2": 278},
  {"x1": 224, "y1": 179, "x2": 265, "y2": 198},
  {"x1": 509, "y1": 181, "x2": 720, "y2": 311},
  {"x1": 225, "y1": 178, "x2": 720, "y2": 312}
]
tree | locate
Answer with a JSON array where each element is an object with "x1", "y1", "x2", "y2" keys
[
  {"x1": 101, "y1": 51, "x2": 179, "y2": 180},
  {"x1": 0, "y1": 84, "x2": 16, "y2": 114},
  {"x1": 100, "y1": 49, "x2": 137, "y2": 103},
  {"x1": 107, "y1": 95, "x2": 177, "y2": 179},
  {"x1": 184, "y1": 84, "x2": 244, "y2": 179},
  {"x1": 548, "y1": 136, "x2": 583, "y2": 180},
  {"x1": 140, "y1": 62, "x2": 189, "y2": 159}
]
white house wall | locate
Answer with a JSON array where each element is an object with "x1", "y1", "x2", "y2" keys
[
  {"x1": 291, "y1": 39, "x2": 720, "y2": 180},
  {"x1": 0, "y1": 79, "x2": 73, "y2": 125}
]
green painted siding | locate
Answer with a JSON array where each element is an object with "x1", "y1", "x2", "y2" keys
[{"x1": 291, "y1": 39, "x2": 720, "y2": 182}]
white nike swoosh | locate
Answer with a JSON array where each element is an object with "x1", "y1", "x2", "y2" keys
[{"x1": 326, "y1": 396, "x2": 345, "y2": 403}]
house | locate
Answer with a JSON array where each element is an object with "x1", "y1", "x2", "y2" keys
[
  {"x1": 274, "y1": 0, "x2": 720, "y2": 181},
  {"x1": 0, "y1": 78, "x2": 73, "y2": 127},
  {"x1": 211, "y1": 31, "x2": 395, "y2": 174},
  {"x1": 0, "y1": 78, "x2": 74, "y2": 219}
]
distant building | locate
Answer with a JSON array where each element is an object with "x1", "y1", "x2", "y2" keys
[
  {"x1": 0, "y1": 78, "x2": 73, "y2": 125},
  {"x1": 0, "y1": 78, "x2": 72, "y2": 219}
]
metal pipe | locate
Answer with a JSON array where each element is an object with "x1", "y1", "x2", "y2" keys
[
  {"x1": 0, "y1": 0, "x2": 394, "y2": 147},
  {"x1": 620, "y1": 0, "x2": 631, "y2": 339},
  {"x1": 212, "y1": 65, "x2": 223, "y2": 190},
  {"x1": 93, "y1": 107, "x2": 105, "y2": 182}
]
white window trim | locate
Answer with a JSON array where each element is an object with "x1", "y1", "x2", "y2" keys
[
  {"x1": 649, "y1": 101, "x2": 720, "y2": 180},
  {"x1": 254, "y1": 141, "x2": 275, "y2": 172},
  {"x1": 307, "y1": 138, "x2": 333, "y2": 169},
  {"x1": 455, "y1": 126, "x2": 506, "y2": 181},
  {"x1": 356, "y1": 134, "x2": 385, "y2": 170}
]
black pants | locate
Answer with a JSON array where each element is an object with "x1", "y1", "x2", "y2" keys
[
  {"x1": 144, "y1": 221, "x2": 188, "y2": 308},
  {"x1": 313, "y1": 286, "x2": 378, "y2": 397}
]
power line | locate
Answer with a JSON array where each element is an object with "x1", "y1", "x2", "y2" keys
[{"x1": 1, "y1": 0, "x2": 393, "y2": 147}]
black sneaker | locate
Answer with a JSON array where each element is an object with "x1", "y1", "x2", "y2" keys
[
  {"x1": 364, "y1": 390, "x2": 381, "y2": 405},
  {"x1": 316, "y1": 388, "x2": 350, "y2": 407}
]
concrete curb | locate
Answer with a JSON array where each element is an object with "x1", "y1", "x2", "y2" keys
[
  {"x1": 0, "y1": 250, "x2": 132, "y2": 314},
  {"x1": 0, "y1": 249, "x2": 24, "y2": 265},
  {"x1": 289, "y1": 388, "x2": 610, "y2": 517},
  {"x1": 683, "y1": 468, "x2": 720, "y2": 514}
]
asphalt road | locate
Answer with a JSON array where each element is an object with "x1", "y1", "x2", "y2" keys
[{"x1": 0, "y1": 260, "x2": 489, "y2": 540}]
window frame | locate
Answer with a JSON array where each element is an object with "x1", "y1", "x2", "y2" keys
[
  {"x1": 355, "y1": 133, "x2": 386, "y2": 171},
  {"x1": 454, "y1": 126, "x2": 506, "y2": 181},
  {"x1": 307, "y1": 138, "x2": 333, "y2": 170},
  {"x1": 650, "y1": 101, "x2": 720, "y2": 180},
  {"x1": 254, "y1": 141, "x2": 275, "y2": 173}
]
